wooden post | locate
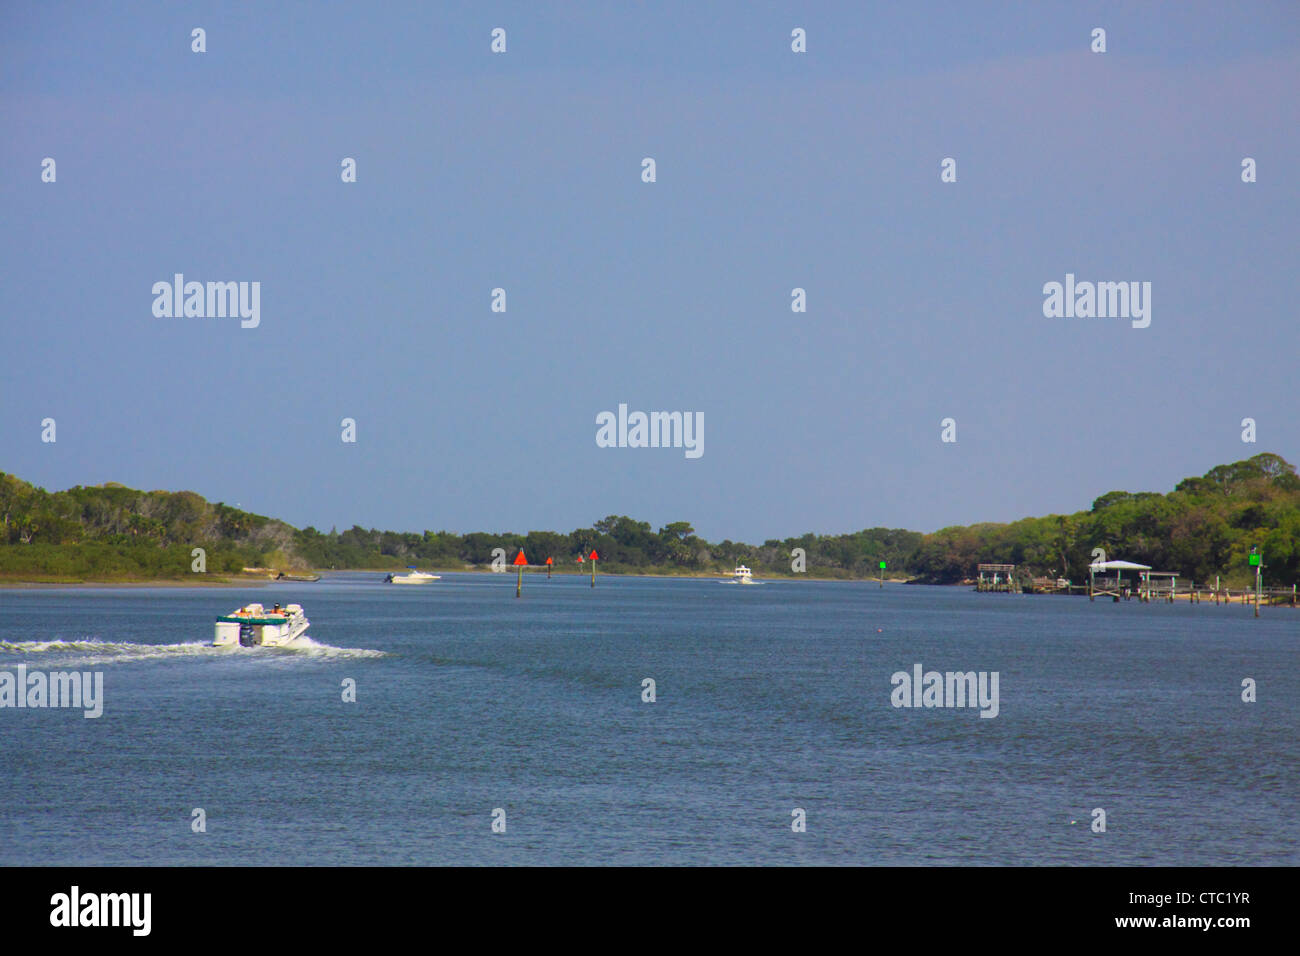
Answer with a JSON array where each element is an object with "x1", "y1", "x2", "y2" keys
[
  {"x1": 1215, "y1": 575, "x2": 1220, "y2": 605},
  {"x1": 513, "y1": 549, "x2": 527, "y2": 598},
  {"x1": 1250, "y1": 550, "x2": 1262, "y2": 618},
  {"x1": 1255, "y1": 563, "x2": 1261, "y2": 618}
]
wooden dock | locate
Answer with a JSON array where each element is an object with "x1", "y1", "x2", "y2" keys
[{"x1": 982, "y1": 575, "x2": 1298, "y2": 609}]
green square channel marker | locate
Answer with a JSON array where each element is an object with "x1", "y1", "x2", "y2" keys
[
  {"x1": 879, "y1": 561, "x2": 887, "y2": 570},
  {"x1": 1249, "y1": 553, "x2": 1261, "y2": 566}
]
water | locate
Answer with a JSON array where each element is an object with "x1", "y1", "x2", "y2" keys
[{"x1": 0, "y1": 574, "x2": 1295, "y2": 865}]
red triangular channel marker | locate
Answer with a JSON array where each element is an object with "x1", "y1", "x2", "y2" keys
[
  {"x1": 545, "y1": 557, "x2": 553, "y2": 565},
  {"x1": 513, "y1": 550, "x2": 528, "y2": 566},
  {"x1": 589, "y1": 550, "x2": 599, "y2": 561}
]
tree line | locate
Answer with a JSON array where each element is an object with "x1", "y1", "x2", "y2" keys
[{"x1": 2, "y1": 452, "x2": 1296, "y2": 585}]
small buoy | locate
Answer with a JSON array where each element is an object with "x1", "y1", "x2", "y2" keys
[{"x1": 877, "y1": 628, "x2": 883, "y2": 632}]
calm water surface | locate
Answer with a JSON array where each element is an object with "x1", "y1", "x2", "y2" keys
[{"x1": 0, "y1": 574, "x2": 1295, "y2": 865}]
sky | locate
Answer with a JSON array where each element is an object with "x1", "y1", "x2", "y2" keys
[{"x1": 2, "y1": 1, "x2": 1298, "y2": 542}]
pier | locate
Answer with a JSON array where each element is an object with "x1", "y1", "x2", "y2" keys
[
  {"x1": 978, "y1": 560, "x2": 1297, "y2": 610},
  {"x1": 1137, "y1": 571, "x2": 1178, "y2": 603}
]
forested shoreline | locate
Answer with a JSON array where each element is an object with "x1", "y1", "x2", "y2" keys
[{"x1": 2, "y1": 453, "x2": 1296, "y2": 585}]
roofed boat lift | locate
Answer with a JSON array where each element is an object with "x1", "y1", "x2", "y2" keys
[{"x1": 1088, "y1": 559, "x2": 1151, "y2": 601}]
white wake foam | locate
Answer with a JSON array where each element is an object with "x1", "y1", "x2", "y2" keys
[{"x1": 0, "y1": 637, "x2": 385, "y2": 666}]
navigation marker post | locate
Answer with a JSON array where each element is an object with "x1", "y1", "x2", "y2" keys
[
  {"x1": 546, "y1": 556, "x2": 553, "y2": 580},
  {"x1": 514, "y1": 549, "x2": 527, "y2": 598},
  {"x1": 590, "y1": 550, "x2": 599, "y2": 588},
  {"x1": 1250, "y1": 548, "x2": 1262, "y2": 618},
  {"x1": 879, "y1": 560, "x2": 886, "y2": 589}
]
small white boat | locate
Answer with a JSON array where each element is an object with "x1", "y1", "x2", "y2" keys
[
  {"x1": 730, "y1": 565, "x2": 755, "y2": 584},
  {"x1": 213, "y1": 603, "x2": 309, "y2": 647},
  {"x1": 385, "y1": 568, "x2": 441, "y2": 584}
]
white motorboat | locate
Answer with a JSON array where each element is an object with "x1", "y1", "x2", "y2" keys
[
  {"x1": 730, "y1": 565, "x2": 755, "y2": 584},
  {"x1": 385, "y1": 568, "x2": 441, "y2": 584},
  {"x1": 213, "y1": 603, "x2": 309, "y2": 647}
]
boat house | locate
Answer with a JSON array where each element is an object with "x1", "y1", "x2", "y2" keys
[{"x1": 976, "y1": 563, "x2": 1017, "y2": 592}]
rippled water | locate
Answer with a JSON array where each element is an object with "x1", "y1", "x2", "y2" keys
[{"x1": 0, "y1": 573, "x2": 1295, "y2": 865}]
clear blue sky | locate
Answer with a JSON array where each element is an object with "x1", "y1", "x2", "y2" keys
[{"x1": 2, "y1": 1, "x2": 1297, "y2": 541}]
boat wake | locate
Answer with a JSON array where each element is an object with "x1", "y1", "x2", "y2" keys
[{"x1": 0, "y1": 637, "x2": 385, "y2": 666}]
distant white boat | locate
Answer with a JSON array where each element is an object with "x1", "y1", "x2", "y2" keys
[
  {"x1": 385, "y1": 568, "x2": 441, "y2": 584},
  {"x1": 213, "y1": 603, "x2": 309, "y2": 647},
  {"x1": 730, "y1": 565, "x2": 755, "y2": 584}
]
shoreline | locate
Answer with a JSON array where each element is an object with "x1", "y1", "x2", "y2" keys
[
  {"x1": 4, "y1": 569, "x2": 1271, "y2": 592},
  {"x1": 0, "y1": 569, "x2": 917, "y2": 588},
  {"x1": 0, "y1": 576, "x2": 273, "y2": 590}
]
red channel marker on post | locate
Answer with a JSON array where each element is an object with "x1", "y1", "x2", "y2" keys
[{"x1": 513, "y1": 549, "x2": 527, "y2": 598}]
